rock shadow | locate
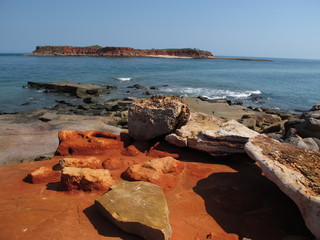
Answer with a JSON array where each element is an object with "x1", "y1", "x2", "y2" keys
[
  {"x1": 46, "y1": 181, "x2": 64, "y2": 191},
  {"x1": 193, "y1": 159, "x2": 313, "y2": 240},
  {"x1": 83, "y1": 204, "x2": 143, "y2": 240}
]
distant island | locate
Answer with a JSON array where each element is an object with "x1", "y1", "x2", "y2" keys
[
  {"x1": 25, "y1": 45, "x2": 271, "y2": 61},
  {"x1": 25, "y1": 45, "x2": 214, "y2": 59}
]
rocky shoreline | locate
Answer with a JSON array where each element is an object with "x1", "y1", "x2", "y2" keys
[
  {"x1": 0, "y1": 85, "x2": 319, "y2": 239},
  {"x1": 1, "y1": 84, "x2": 319, "y2": 164}
]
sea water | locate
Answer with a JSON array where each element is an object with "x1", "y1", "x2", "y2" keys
[{"x1": 0, "y1": 54, "x2": 319, "y2": 113}]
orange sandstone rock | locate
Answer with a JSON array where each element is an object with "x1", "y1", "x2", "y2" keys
[
  {"x1": 56, "y1": 130, "x2": 123, "y2": 156},
  {"x1": 60, "y1": 167, "x2": 114, "y2": 191},
  {"x1": 59, "y1": 156, "x2": 103, "y2": 169},
  {"x1": 121, "y1": 145, "x2": 141, "y2": 157},
  {"x1": 123, "y1": 157, "x2": 185, "y2": 191},
  {"x1": 102, "y1": 157, "x2": 124, "y2": 170},
  {"x1": 26, "y1": 166, "x2": 60, "y2": 184}
]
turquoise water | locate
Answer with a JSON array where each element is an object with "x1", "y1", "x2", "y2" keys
[{"x1": 0, "y1": 54, "x2": 319, "y2": 113}]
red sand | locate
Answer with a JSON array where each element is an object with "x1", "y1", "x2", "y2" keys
[{"x1": 0, "y1": 137, "x2": 313, "y2": 240}]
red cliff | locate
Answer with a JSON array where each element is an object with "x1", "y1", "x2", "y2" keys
[{"x1": 26, "y1": 45, "x2": 214, "y2": 58}]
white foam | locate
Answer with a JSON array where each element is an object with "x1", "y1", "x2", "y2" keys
[
  {"x1": 114, "y1": 77, "x2": 132, "y2": 81},
  {"x1": 162, "y1": 87, "x2": 261, "y2": 99}
]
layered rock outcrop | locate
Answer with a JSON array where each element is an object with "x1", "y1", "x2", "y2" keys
[
  {"x1": 26, "y1": 46, "x2": 214, "y2": 59},
  {"x1": 128, "y1": 96, "x2": 190, "y2": 140},
  {"x1": 95, "y1": 180, "x2": 172, "y2": 240},
  {"x1": 166, "y1": 112, "x2": 259, "y2": 156},
  {"x1": 245, "y1": 135, "x2": 320, "y2": 239}
]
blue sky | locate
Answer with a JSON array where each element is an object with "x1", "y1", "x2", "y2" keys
[{"x1": 0, "y1": 0, "x2": 319, "y2": 59}]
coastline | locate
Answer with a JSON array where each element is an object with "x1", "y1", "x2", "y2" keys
[{"x1": 24, "y1": 53, "x2": 271, "y2": 61}]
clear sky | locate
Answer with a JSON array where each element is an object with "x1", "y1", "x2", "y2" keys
[{"x1": 0, "y1": 0, "x2": 319, "y2": 59}]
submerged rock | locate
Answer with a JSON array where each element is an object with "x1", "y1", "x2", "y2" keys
[
  {"x1": 95, "y1": 180, "x2": 172, "y2": 240},
  {"x1": 128, "y1": 96, "x2": 190, "y2": 140},
  {"x1": 27, "y1": 81, "x2": 106, "y2": 98},
  {"x1": 245, "y1": 135, "x2": 320, "y2": 239},
  {"x1": 166, "y1": 112, "x2": 258, "y2": 156}
]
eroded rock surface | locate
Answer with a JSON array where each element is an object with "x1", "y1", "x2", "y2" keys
[
  {"x1": 95, "y1": 180, "x2": 172, "y2": 240},
  {"x1": 166, "y1": 112, "x2": 259, "y2": 156},
  {"x1": 123, "y1": 157, "x2": 185, "y2": 191},
  {"x1": 245, "y1": 135, "x2": 320, "y2": 239},
  {"x1": 128, "y1": 96, "x2": 190, "y2": 140},
  {"x1": 60, "y1": 167, "x2": 114, "y2": 191},
  {"x1": 56, "y1": 130, "x2": 123, "y2": 156},
  {"x1": 59, "y1": 156, "x2": 103, "y2": 169}
]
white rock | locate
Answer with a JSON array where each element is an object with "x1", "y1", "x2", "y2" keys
[
  {"x1": 166, "y1": 113, "x2": 258, "y2": 156},
  {"x1": 245, "y1": 135, "x2": 320, "y2": 239}
]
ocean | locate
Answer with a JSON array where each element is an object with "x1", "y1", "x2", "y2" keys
[{"x1": 0, "y1": 54, "x2": 319, "y2": 113}]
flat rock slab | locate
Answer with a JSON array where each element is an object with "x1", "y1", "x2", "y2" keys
[
  {"x1": 95, "y1": 180, "x2": 172, "y2": 240},
  {"x1": 184, "y1": 97, "x2": 257, "y2": 120},
  {"x1": 0, "y1": 111, "x2": 122, "y2": 165},
  {"x1": 27, "y1": 81, "x2": 106, "y2": 98},
  {"x1": 166, "y1": 112, "x2": 259, "y2": 156},
  {"x1": 245, "y1": 135, "x2": 320, "y2": 239}
]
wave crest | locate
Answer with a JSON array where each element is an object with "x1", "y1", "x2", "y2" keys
[{"x1": 162, "y1": 87, "x2": 261, "y2": 99}]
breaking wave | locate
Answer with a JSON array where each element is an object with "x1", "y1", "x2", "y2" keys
[
  {"x1": 114, "y1": 77, "x2": 132, "y2": 81},
  {"x1": 161, "y1": 87, "x2": 261, "y2": 99}
]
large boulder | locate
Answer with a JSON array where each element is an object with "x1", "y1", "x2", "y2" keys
[
  {"x1": 60, "y1": 167, "x2": 114, "y2": 191},
  {"x1": 296, "y1": 118, "x2": 320, "y2": 139},
  {"x1": 123, "y1": 157, "x2": 185, "y2": 191},
  {"x1": 128, "y1": 96, "x2": 190, "y2": 140},
  {"x1": 245, "y1": 135, "x2": 320, "y2": 239},
  {"x1": 166, "y1": 112, "x2": 259, "y2": 156},
  {"x1": 95, "y1": 180, "x2": 172, "y2": 240}
]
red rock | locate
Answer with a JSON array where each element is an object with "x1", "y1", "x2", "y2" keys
[
  {"x1": 56, "y1": 130, "x2": 123, "y2": 156},
  {"x1": 147, "y1": 149, "x2": 179, "y2": 159},
  {"x1": 25, "y1": 166, "x2": 60, "y2": 184},
  {"x1": 102, "y1": 157, "x2": 124, "y2": 170},
  {"x1": 123, "y1": 157, "x2": 185, "y2": 191},
  {"x1": 59, "y1": 156, "x2": 103, "y2": 169},
  {"x1": 121, "y1": 145, "x2": 141, "y2": 156},
  {"x1": 60, "y1": 167, "x2": 114, "y2": 191}
]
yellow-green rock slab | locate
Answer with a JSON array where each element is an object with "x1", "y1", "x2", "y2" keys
[{"x1": 95, "y1": 180, "x2": 172, "y2": 240}]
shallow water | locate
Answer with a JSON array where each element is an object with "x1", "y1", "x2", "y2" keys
[{"x1": 0, "y1": 54, "x2": 319, "y2": 112}]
